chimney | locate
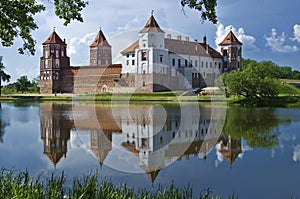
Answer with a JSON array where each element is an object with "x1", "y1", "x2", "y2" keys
[
  {"x1": 177, "y1": 35, "x2": 182, "y2": 40},
  {"x1": 194, "y1": 39, "x2": 198, "y2": 43},
  {"x1": 203, "y1": 36, "x2": 207, "y2": 45},
  {"x1": 166, "y1": 34, "x2": 171, "y2": 39},
  {"x1": 185, "y1": 37, "x2": 189, "y2": 42}
]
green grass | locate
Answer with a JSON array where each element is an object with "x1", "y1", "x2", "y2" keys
[{"x1": 0, "y1": 168, "x2": 237, "y2": 199}]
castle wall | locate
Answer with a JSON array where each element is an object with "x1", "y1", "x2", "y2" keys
[{"x1": 57, "y1": 65, "x2": 122, "y2": 94}]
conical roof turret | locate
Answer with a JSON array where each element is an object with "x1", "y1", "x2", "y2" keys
[
  {"x1": 43, "y1": 31, "x2": 66, "y2": 45},
  {"x1": 139, "y1": 15, "x2": 164, "y2": 33},
  {"x1": 218, "y1": 31, "x2": 242, "y2": 46},
  {"x1": 90, "y1": 29, "x2": 111, "y2": 47}
]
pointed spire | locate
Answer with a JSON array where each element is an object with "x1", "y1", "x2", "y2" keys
[
  {"x1": 218, "y1": 31, "x2": 242, "y2": 46},
  {"x1": 139, "y1": 14, "x2": 164, "y2": 33},
  {"x1": 90, "y1": 29, "x2": 111, "y2": 47},
  {"x1": 146, "y1": 169, "x2": 160, "y2": 183},
  {"x1": 43, "y1": 30, "x2": 65, "y2": 45}
]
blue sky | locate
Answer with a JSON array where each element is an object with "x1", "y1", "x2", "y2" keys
[{"x1": 0, "y1": 0, "x2": 300, "y2": 82}]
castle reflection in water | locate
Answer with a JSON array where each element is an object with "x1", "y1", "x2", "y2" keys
[{"x1": 40, "y1": 102, "x2": 242, "y2": 182}]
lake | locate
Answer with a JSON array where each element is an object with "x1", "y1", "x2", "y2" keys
[{"x1": 0, "y1": 101, "x2": 300, "y2": 198}]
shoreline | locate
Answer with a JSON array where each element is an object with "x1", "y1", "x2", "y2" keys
[{"x1": 1, "y1": 93, "x2": 300, "y2": 108}]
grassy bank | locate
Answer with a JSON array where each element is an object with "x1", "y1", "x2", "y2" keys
[
  {"x1": 228, "y1": 84, "x2": 300, "y2": 107},
  {"x1": 0, "y1": 92, "x2": 226, "y2": 103},
  {"x1": 0, "y1": 169, "x2": 236, "y2": 199}
]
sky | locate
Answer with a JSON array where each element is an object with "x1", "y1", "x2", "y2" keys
[{"x1": 0, "y1": 0, "x2": 300, "y2": 82}]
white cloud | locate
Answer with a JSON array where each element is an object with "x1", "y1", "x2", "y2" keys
[
  {"x1": 215, "y1": 23, "x2": 257, "y2": 51},
  {"x1": 117, "y1": 16, "x2": 141, "y2": 32},
  {"x1": 264, "y1": 28, "x2": 299, "y2": 53},
  {"x1": 67, "y1": 32, "x2": 96, "y2": 65},
  {"x1": 293, "y1": 145, "x2": 300, "y2": 162},
  {"x1": 292, "y1": 24, "x2": 300, "y2": 42}
]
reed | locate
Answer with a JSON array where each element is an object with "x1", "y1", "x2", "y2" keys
[{"x1": 0, "y1": 168, "x2": 235, "y2": 199}]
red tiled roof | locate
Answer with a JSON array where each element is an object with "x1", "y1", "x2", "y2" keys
[
  {"x1": 43, "y1": 31, "x2": 66, "y2": 45},
  {"x1": 139, "y1": 15, "x2": 164, "y2": 33},
  {"x1": 218, "y1": 31, "x2": 242, "y2": 46},
  {"x1": 199, "y1": 43, "x2": 223, "y2": 58},
  {"x1": 121, "y1": 40, "x2": 139, "y2": 54},
  {"x1": 121, "y1": 38, "x2": 222, "y2": 58},
  {"x1": 90, "y1": 30, "x2": 111, "y2": 47}
]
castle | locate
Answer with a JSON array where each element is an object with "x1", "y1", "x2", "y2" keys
[{"x1": 40, "y1": 14, "x2": 242, "y2": 94}]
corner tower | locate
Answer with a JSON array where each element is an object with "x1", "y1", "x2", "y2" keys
[
  {"x1": 40, "y1": 30, "x2": 70, "y2": 94},
  {"x1": 218, "y1": 31, "x2": 242, "y2": 72},
  {"x1": 135, "y1": 14, "x2": 168, "y2": 92},
  {"x1": 90, "y1": 29, "x2": 112, "y2": 66}
]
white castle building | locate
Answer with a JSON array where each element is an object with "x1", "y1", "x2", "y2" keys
[{"x1": 119, "y1": 14, "x2": 242, "y2": 92}]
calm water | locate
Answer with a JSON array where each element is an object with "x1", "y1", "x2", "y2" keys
[{"x1": 0, "y1": 101, "x2": 300, "y2": 198}]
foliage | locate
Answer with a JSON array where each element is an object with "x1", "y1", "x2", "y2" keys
[
  {"x1": 14, "y1": 76, "x2": 31, "y2": 93},
  {"x1": 0, "y1": 168, "x2": 235, "y2": 199},
  {"x1": 0, "y1": 57, "x2": 11, "y2": 96},
  {"x1": 181, "y1": 0, "x2": 218, "y2": 24},
  {"x1": 221, "y1": 107, "x2": 287, "y2": 149},
  {"x1": 220, "y1": 59, "x2": 282, "y2": 103},
  {"x1": 0, "y1": 0, "x2": 88, "y2": 55}
]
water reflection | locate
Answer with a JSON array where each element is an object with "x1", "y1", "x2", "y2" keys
[
  {"x1": 1, "y1": 102, "x2": 299, "y2": 198},
  {"x1": 39, "y1": 103, "x2": 294, "y2": 181},
  {"x1": 40, "y1": 102, "x2": 225, "y2": 180}
]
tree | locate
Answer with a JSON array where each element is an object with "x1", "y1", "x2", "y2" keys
[
  {"x1": 221, "y1": 107, "x2": 286, "y2": 149},
  {"x1": 15, "y1": 76, "x2": 31, "y2": 93},
  {"x1": 0, "y1": 56, "x2": 11, "y2": 96},
  {"x1": 0, "y1": 0, "x2": 217, "y2": 55},
  {"x1": 181, "y1": 0, "x2": 217, "y2": 23},
  {"x1": 221, "y1": 60, "x2": 281, "y2": 102},
  {"x1": 0, "y1": 0, "x2": 88, "y2": 55}
]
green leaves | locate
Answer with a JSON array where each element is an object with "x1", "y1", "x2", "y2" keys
[
  {"x1": 54, "y1": 0, "x2": 89, "y2": 26},
  {"x1": 181, "y1": 0, "x2": 218, "y2": 24},
  {"x1": 223, "y1": 59, "x2": 282, "y2": 102},
  {"x1": 0, "y1": 0, "x2": 45, "y2": 55},
  {"x1": 0, "y1": 0, "x2": 88, "y2": 55}
]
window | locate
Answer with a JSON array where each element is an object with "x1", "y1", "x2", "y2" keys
[
  {"x1": 126, "y1": 60, "x2": 129, "y2": 65},
  {"x1": 132, "y1": 60, "x2": 135, "y2": 65},
  {"x1": 206, "y1": 62, "x2": 208, "y2": 68},
  {"x1": 55, "y1": 59, "x2": 60, "y2": 68},
  {"x1": 178, "y1": 59, "x2": 181, "y2": 67},
  {"x1": 195, "y1": 60, "x2": 198, "y2": 67},
  {"x1": 143, "y1": 81, "x2": 145, "y2": 86},
  {"x1": 126, "y1": 54, "x2": 129, "y2": 58},
  {"x1": 141, "y1": 51, "x2": 147, "y2": 61},
  {"x1": 159, "y1": 55, "x2": 163, "y2": 63},
  {"x1": 203, "y1": 72, "x2": 206, "y2": 78},
  {"x1": 172, "y1": 58, "x2": 175, "y2": 66},
  {"x1": 219, "y1": 63, "x2": 221, "y2": 69},
  {"x1": 210, "y1": 62, "x2": 212, "y2": 68},
  {"x1": 185, "y1": 59, "x2": 188, "y2": 67},
  {"x1": 201, "y1": 61, "x2": 204, "y2": 68},
  {"x1": 61, "y1": 50, "x2": 64, "y2": 57},
  {"x1": 223, "y1": 50, "x2": 228, "y2": 56},
  {"x1": 132, "y1": 54, "x2": 135, "y2": 57}
]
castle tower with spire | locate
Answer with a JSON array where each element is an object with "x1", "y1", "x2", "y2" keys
[
  {"x1": 218, "y1": 31, "x2": 243, "y2": 72},
  {"x1": 90, "y1": 29, "x2": 112, "y2": 66},
  {"x1": 40, "y1": 30, "x2": 70, "y2": 94}
]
